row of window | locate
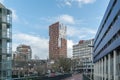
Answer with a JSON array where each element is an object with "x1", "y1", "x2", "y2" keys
[
  {"x1": 74, "y1": 47, "x2": 91, "y2": 50},
  {"x1": 95, "y1": 30, "x2": 120, "y2": 58},
  {"x1": 94, "y1": 10, "x2": 120, "y2": 53},
  {"x1": 73, "y1": 50, "x2": 91, "y2": 53},
  {"x1": 94, "y1": 0, "x2": 117, "y2": 51},
  {"x1": 94, "y1": 9, "x2": 120, "y2": 56},
  {"x1": 0, "y1": 8, "x2": 12, "y2": 24}
]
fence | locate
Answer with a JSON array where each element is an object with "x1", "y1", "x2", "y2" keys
[
  {"x1": 12, "y1": 73, "x2": 72, "y2": 80},
  {"x1": 83, "y1": 74, "x2": 91, "y2": 80}
]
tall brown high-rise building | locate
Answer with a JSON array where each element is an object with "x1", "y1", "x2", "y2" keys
[{"x1": 49, "y1": 22, "x2": 67, "y2": 60}]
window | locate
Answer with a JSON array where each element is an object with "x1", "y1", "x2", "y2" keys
[{"x1": 113, "y1": 0, "x2": 117, "y2": 7}]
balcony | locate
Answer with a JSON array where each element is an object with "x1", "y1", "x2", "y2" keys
[
  {"x1": 0, "y1": 30, "x2": 12, "y2": 41},
  {"x1": 0, "y1": 47, "x2": 12, "y2": 55},
  {"x1": 0, "y1": 8, "x2": 12, "y2": 27},
  {"x1": 0, "y1": 61, "x2": 12, "y2": 70}
]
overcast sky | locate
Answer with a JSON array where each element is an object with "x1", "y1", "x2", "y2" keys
[{"x1": 0, "y1": 0, "x2": 110, "y2": 59}]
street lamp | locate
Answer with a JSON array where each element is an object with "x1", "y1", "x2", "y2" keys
[
  {"x1": 88, "y1": 44, "x2": 94, "y2": 80},
  {"x1": 88, "y1": 45, "x2": 94, "y2": 47},
  {"x1": 33, "y1": 64, "x2": 38, "y2": 76},
  {"x1": 28, "y1": 63, "x2": 31, "y2": 76}
]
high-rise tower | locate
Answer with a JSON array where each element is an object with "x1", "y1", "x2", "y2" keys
[
  {"x1": 49, "y1": 22, "x2": 67, "y2": 60},
  {"x1": 0, "y1": 3, "x2": 12, "y2": 80}
]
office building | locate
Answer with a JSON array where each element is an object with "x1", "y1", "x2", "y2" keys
[
  {"x1": 73, "y1": 39, "x2": 94, "y2": 78},
  {"x1": 93, "y1": 0, "x2": 120, "y2": 80},
  {"x1": 49, "y1": 22, "x2": 67, "y2": 60},
  {"x1": 13, "y1": 44, "x2": 32, "y2": 61},
  {"x1": 0, "y1": 3, "x2": 12, "y2": 80}
]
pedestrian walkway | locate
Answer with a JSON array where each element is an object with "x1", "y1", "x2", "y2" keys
[{"x1": 63, "y1": 73, "x2": 83, "y2": 80}]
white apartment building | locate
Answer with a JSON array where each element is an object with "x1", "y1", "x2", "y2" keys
[{"x1": 73, "y1": 39, "x2": 94, "y2": 78}]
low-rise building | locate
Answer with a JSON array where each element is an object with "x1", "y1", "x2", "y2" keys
[
  {"x1": 12, "y1": 59, "x2": 47, "y2": 77},
  {"x1": 13, "y1": 44, "x2": 32, "y2": 61}
]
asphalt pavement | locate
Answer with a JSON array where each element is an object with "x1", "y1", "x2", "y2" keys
[{"x1": 63, "y1": 73, "x2": 83, "y2": 80}]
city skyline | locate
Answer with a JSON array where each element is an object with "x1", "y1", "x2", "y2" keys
[{"x1": 0, "y1": 0, "x2": 110, "y2": 59}]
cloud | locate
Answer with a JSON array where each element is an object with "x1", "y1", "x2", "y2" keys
[
  {"x1": 76, "y1": 0, "x2": 96, "y2": 7},
  {"x1": 64, "y1": 0, "x2": 72, "y2": 6},
  {"x1": 40, "y1": 14, "x2": 75, "y2": 24},
  {"x1": 0, "y1": 0, "x2": 4, "y2": 4},
  {"x1": 76, "y1": 0, "x2": 95, "y2": 4},
  {"x1": 10, "y1": 8, "x2": 19, "y2": 22},
  {"x1": 40, "y1": 14, "x2": 96, "y2": 39},
  {"x1": 59, "y1": 14, "x2": 75, "y2": 24},
  {"x1": 96, "y1": 15, "x2": 103, "y2": 21},
  {"x1": 13, "y1": 32, "x2": 76, "y2": 59},
  {"x1": 57, "y1": 0, "x2": 96, "y2": 8},
  {"x1": 67, "y1": 27, "x2": 80, "y2": 37},
  {"x1": 67, "y1": 39, "x2": 76, "y2": 58},
  {"x1": 67, "y1": 26, "x2": 96, "y2": 40},
  {"x1": 13, "y1": 33, "x2": 49, "y2": 59}
]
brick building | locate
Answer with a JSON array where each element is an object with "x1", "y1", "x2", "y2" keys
[
  {"x1": 13, "y1": 44, "x2": 32, "y2": 61},
  {"x1": 49, "y1": 22, "x2": 67, "y2": 60}
]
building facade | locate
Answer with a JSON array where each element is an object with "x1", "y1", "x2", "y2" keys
[
  {"x1": 0, "y1": 3, "x2": 12, "y2": 80},
  {"x1": 93, "y1": 0, "x2": 120, "y2": 80},
  {"x1": 73, "y1": 39, "x2": 94, "y2": 78},
  {"x1": 13, "y1": 44, "x2": 32, "y2": 61},
  {"x1": 49, "y1": 22, "x2": 67, "y2": 60}
]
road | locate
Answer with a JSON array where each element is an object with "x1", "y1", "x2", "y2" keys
[{"x1": 63, "y1": 73, "x2": 83, "y2": 80}]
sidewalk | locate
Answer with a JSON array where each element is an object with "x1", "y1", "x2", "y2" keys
[{"x1": 63, "y1": 73, "x2": 83, "y2": 80}]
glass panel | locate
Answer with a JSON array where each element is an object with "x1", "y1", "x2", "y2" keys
[
  {"x1": 2, "y1": 55, "x2": 7, "y2": 61},
  {"x1": 2, "y1": 24, "x2": 7, "y2": 37},
  {"x1": 2, "y1": 9, "x2": 7, "y2": 22},
  {"x1": 2, "y1": 39, "x2": 7, "y2": 54},
  {"x1": 3, "y1": 71, "x2": 7, "y2": 77}
]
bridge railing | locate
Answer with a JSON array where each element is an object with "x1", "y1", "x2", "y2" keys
[{"x1": 12, "y1": 73, "x2": 72, "y2": 80}]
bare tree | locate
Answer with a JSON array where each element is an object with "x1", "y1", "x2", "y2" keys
[
  {"x1": 52, "y1": 57, "x2": 72, "y2": 73},
  {"x1": 34, "y1": 54, "x2": 39, "y2": 60}
]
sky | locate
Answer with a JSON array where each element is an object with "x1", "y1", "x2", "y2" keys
[{"x1": 0, "y1": 0, "x2": 110, "y2": 59}]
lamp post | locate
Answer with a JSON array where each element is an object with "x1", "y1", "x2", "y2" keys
[
  {"x1": 28, "y1": 63, "x2": 31, "y2": 76},
  {"x1": 33, "y1": 63, "x2": 37, "y2": 76},
  {"x1": 88, "y1": 44, "x2": 94, "y2": 80}
]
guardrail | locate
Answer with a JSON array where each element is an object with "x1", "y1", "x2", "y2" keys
[
  {"x1": 12, "y1": 74, "x2": 72, "y2": 80},
  {"x1": 83, "y1": 74, "x2": 91, "y2": 80}
]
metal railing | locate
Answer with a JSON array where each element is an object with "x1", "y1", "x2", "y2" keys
[
  {"x1": 12, "y1": 73, "x2": 72, "y2": 80},
  {"x1": 83, "y1": 73, "x2": 94, "y2": 80}
]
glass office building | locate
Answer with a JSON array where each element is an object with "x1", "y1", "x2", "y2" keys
[
  {"x1": 93, "y1": 0, "x2": 120, "y2": 80},
  {"x1": 0, "y1": 3, "x2": 12, "y2": 80}
]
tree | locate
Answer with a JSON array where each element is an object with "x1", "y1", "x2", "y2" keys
[
  {"x1": 34, "y1": 55, "x2": 39, "y2": 60},
  {"x1": 52, "y1": 57, "x2": 72, "y2": 73}
]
